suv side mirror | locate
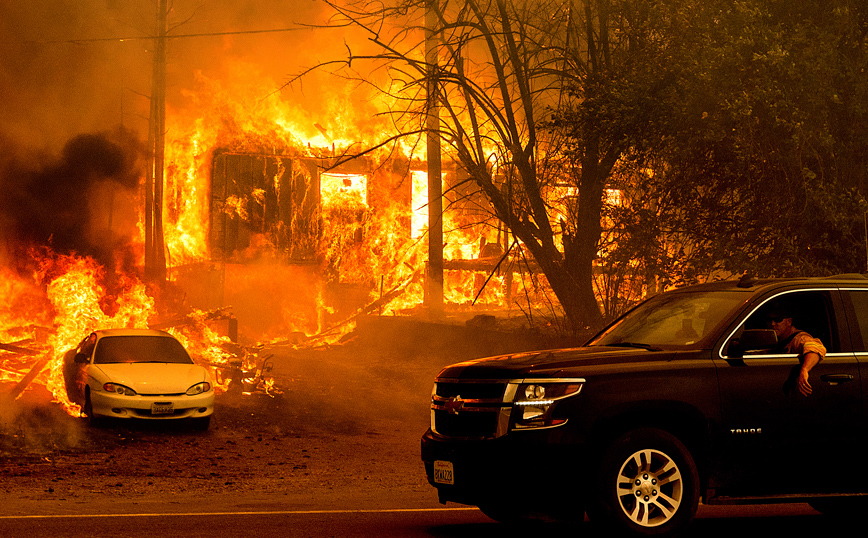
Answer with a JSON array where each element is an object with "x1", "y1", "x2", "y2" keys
[
  {"x1": 728, "y1": 329, "x2": 778, "y2": 358},
  {"x1": 74, "y1": 352, "x2": 90, "y2": 364}
]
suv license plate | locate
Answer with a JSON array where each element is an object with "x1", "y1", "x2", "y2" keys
[
  {"x1": 151, "y1": 402, "x2": 174, "y2": 415},
  {"x1": 433, "y1": 460, "x2": 454, "y2": 485}
]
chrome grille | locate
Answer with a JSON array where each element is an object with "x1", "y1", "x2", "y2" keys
[
  {"x1": 435, "y1": 381, "x2": 506, "y2": 400},
  {"x1": 432, "y1": 409, "x2": 500, "y2": 438},
  {"x1": 431, "y1": 380, "x2": 508, "y2": 438}
]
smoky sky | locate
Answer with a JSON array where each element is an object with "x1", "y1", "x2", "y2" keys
[{"x1": 0, "y1": 1, "x2": 355, "y2": 152}]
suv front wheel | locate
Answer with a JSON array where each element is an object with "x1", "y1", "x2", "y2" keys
[{"x1": 590, "y1": 428, "x2": 699, "y2": 537}]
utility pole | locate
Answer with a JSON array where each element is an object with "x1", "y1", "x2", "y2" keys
[
  {"x1": 425, "y1": 0, "x2": 444, "y2": 313},
  {"x1": 146, "y1": 0, "x2": 168, "y2": 281}
]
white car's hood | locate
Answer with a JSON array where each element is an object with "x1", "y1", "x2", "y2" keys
[{"x1": 91, "y1": 363, "x2": 208, "y2": 394}]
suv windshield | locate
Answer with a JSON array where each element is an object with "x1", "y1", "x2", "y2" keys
[
  {"x1": 94, "y1": 335, "x2": 193, "y2": 365},
  {"x1": 588, "y1": 291, "x2": 748, "y2": 348}
]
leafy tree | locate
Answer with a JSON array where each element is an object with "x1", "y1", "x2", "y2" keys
[
  {"x1": 544, "y1": 0, "x2": 695, "y2": 314},
  {"x1": 602, "y1": 0, "x2": 868, "y2": 296}
]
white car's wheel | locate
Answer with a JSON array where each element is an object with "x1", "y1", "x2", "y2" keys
[
  {"x1": 192, "y1": 416, "x2": 211, "y2": 431},
  {"x1": 83, "y1": 391, "x2": 103, "y2": 427}
]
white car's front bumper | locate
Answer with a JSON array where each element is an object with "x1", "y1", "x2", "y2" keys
[{"x1": 90, "y1": 389, "x2": 214, "y2": 420}]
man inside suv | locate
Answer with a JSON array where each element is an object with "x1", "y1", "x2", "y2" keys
[{"x1": 767, "y1": 303, "x2": 826, "y2": 396}]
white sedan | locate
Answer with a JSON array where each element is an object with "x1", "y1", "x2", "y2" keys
[{"x1": 62, "y1": 328, "x2": 214, "y2": 429}]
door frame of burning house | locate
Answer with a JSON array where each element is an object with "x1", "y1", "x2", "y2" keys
[{"x1": 210, "y1": 152, "x2": 324, "y2": 263}]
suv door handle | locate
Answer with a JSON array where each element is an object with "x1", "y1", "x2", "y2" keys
[{"x1": 820, "y1": 374, "x2": 854, "y2": 385}]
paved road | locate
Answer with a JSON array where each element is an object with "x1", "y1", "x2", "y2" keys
[
  {"x1": 0, "y1": 507, "x2": 488, "y2": 538},
  {"x1": 0, "y1": 502, "x2": 840, "y2": 538}
]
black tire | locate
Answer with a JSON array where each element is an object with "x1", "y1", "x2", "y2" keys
[
  {"x1": 477, "y1": 479, "x2": 585, "y2": 525},
  {"x1": 83, "y1": 391, "x2": 103, "y2": 427},
  {"x1": 477, "y1": 504, "x2": 533, "y2": 525},
  {"x1": 588, "y1": 428, "x2": 699, "y2": 537},
  {"x1": 809, "y1": 498, "x2": 868, "y2": 518},
  {"x1": 191, "y1": 416, "x2": 211, "y2": 431},
  {"x1": 478, "y1": 502, "x2": 572, "y2": 525}
]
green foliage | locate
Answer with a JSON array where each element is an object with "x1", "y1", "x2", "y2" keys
[{"x1": 595, "y1": 0, "x2": 868, "y2": 292}]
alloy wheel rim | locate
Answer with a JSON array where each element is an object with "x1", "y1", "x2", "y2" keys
[{"x1": 616, "y1": 448, "x2": 683, "y2": 527}]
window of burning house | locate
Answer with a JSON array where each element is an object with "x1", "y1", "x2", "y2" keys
[
  {"x1": 210, "y1": 153, "x2": 320, "y2": 263},
  {"x1": 320, "y1": 173, "x2": 367, "y2": 209},
  {"x1": 410, "y1": 170, "x2": 432, "y2": 240},
  {"x1": 410, "y1": 170, "x2": 461, "y2": 243}
]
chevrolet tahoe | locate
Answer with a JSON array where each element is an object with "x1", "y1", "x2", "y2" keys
[{"x1": 421, "y1": 275, "x2": 868, "y2": 536}]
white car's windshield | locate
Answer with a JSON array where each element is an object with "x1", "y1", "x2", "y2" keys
[
  {"x1": 94, "y1": 336, "x2": 193, "y2": 365},
  {"x1": 588, "y1": 291, "x2": 748, "y2": 348}
]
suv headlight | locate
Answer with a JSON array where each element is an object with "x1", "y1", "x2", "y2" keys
[{"x1": 511, "y1": 379, "x2": 584, "y2": 430}]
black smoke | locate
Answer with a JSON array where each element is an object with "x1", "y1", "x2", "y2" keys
[{"x1": 0, "y1": 129, "x2": 144, "y2": 274}]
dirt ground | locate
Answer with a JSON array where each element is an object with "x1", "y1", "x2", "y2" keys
[{"x1": 0, "y1": 315, "x2": 551, "y2": 512}]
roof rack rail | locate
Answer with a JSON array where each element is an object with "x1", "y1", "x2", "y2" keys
[{"x1": 825, "y1": 273, "x2": 868, "y2": 280}]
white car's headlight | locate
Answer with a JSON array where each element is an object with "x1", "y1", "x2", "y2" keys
[
  {"x1": 186, "y1": 382, "x2": 212, "y2": 396},
  {"x1": 103, "y1": 383, "x2": 137, "y2": 396},
  {"x1": 512, "y1": 379, "x2": 584, "y2": 430}
]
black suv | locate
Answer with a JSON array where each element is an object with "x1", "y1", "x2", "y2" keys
[{"x1": 421, "y1": 275, "x2": 868, "y2": 536}]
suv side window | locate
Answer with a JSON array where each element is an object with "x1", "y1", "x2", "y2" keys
[
  {"x1": 741, "y1": 290, "x2": 837, "y2": 354},
  {"x1": 842, "y1": 290, "x2": 868, "y2": 351}
]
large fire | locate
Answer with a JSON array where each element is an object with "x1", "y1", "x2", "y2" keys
[{"x1": 1, "y1": 61, "x2": 556, "y2": 417}]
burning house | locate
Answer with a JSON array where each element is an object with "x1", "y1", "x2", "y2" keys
[
  {"x1": 172, "y1": 148, "x2": 413, "y2": 338},
  {"x1": 169, "y1": 139, "x2": 537, "y2": 341}
]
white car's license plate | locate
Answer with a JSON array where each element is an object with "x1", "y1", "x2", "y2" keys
[
  {"x1": 433, "y1": 460, "x2": 454, "y2": 485},
  {"x1": 151, "y1": 402, "x2": 174, "y2": 415}
]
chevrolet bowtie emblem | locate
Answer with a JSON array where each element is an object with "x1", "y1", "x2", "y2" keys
[{"x1": 445, "y1": 396, "x2": 465, "y2": 415}]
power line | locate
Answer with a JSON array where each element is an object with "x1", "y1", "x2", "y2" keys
[{"x1": 2, "y1": 27, "x2": 304, "y2": 46}]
